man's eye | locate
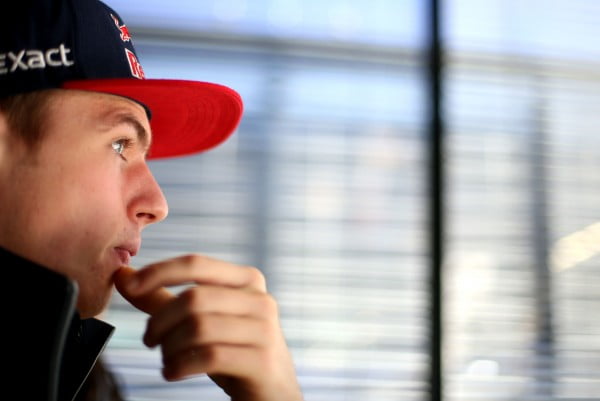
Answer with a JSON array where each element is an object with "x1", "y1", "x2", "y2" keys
[{"x1": 111, "y1": 139, "x2": 130, "y2": 156}]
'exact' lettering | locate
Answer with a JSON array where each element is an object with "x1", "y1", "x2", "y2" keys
[{"x1": 0, "y1": 43, "x2": 74, "y2": 75}]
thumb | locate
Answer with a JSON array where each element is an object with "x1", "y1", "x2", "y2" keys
[{"x1": 114, "y1": 266, "x2": 174, "y2": 315}]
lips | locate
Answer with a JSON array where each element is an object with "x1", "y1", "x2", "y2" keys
[
  {"x1": 114, "y1": 247, "x2": 132, "y2": 266},
  {"x1": 114, "y1": 240, "x2": 140, "y2": 266}
]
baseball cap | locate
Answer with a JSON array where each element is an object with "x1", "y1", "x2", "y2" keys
[{"x1": 0, "y1": 0, "x2": 243, "y2": 159}]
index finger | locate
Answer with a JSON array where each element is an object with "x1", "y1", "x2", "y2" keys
[
  {"x1": 114, "y1": 266, "x2": 176, "y2": 315},
  {"x1": 125, "y1": 254, "x2": 267, "y2": 296}
]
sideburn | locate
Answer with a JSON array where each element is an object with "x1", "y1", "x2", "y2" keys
[{"x1": 0, "y1": 89, "x2": 58, "y2": 157}]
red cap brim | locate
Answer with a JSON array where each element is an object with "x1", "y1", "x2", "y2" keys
[{"x1": 62, "y1": 79, "x2": 243, "y2": 159}]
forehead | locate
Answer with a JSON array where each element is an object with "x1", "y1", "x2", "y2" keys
[
  {"x1": 45, "y1": 89, "x2": 146, "y2": 120},
  {"x1": 79, "y1": 91, "x2": 149, "y2": 124},
  {"x1": 47, "y1": 89, "x2": 152, "y2": 139}
]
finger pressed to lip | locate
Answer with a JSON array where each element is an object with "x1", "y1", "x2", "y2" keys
[
  {"x1": 114, "y1": 266, "x2": 175, "y2": 315},
  {"x1": 124, "y1": 254, "x2": 268, "y2": 295}
]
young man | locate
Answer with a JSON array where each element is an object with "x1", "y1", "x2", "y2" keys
[{"x1": 0, "y1": 1, "x2": 303, "y2": 401}]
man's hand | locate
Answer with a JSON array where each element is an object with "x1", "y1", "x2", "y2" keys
[{"x1": 113, "y1": 255, "x2": 303, "y2": 401}]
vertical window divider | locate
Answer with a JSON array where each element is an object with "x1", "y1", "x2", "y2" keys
[{"x1": 427, "y1": 0, "x2": 444, "y2": 400}]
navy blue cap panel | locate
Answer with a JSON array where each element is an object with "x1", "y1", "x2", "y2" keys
[
  {"x1": 0, "y1": 0, "x2": 76, "y2": 97},
  {"x1": 0, "y1": 0, "x2": 144, "y2": 99},
  {"x1": 73, "y1": 0, "x2": 144, "y2": 80}
]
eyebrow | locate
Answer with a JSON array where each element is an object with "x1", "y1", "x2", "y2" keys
[{"x1": 99, "y1": 110, "x2": 152, "y2": 158}]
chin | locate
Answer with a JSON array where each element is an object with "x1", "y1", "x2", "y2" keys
[{"x1": 77, "y1": 286, "x2": 114, "y2": 319}]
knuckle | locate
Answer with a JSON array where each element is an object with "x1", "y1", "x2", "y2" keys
[
  {"x1": 258, "y1": 315, "x2": 282, "y2": 346},
  {"x1": 259, "y1": 293, "x2": 279, "y2": 315},
  {"x1": 181, "y1": 253, "x2": 202, "y2": 267},
  {"x1": 178, "y1": 289, "x2": 196, "y2": 311},
  {"x1": 245, "y1": 266, "x2": 267, "y2": 288},
  {"x1": 256, "y1": 348, "x2": 277, "y2": 371},
  {"x1": 203, "y1": 345, "x2": 225, "y2": 370},
  {"x1": 183, "y1": 253, "x2": 210, "y2": 266},
  {"x1": 179, "y1": 286, "x2": 203, "y2": 307},
  {"x1": 189, "y1": 315, "x2": 208, "y2": 339},
  {"x1": 258, "y1": 318, "x2": 276, "y2": 340}
]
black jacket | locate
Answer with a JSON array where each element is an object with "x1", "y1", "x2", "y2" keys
[{"x1": 1, "y1": 247, "x2": 115, "y2": 401}]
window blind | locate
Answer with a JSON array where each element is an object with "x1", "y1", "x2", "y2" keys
[
  {"x1": 100, "y1": 1, "x2": 600, "y2": 400},
  {"x1": 445, "y1": 0, "x2": 600, "y2": 399},
  {"x1": 103, "y1": 1, "x2": 429, "y2": 399}
]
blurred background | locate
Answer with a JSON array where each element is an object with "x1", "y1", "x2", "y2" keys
[{"x1": 103, "y1": 0, "x2": 600, "y2": 400}]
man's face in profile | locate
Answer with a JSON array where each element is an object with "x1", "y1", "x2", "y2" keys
[{"x1": 0, "y1": 89, "x2": 168, "y2": 318}]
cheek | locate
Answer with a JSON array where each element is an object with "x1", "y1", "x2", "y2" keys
[
  {"x1": 27, "y1": 166, "x2": 126, "y2": 267},
  {"x1": 49, "y1": 169, "x2": 124, "y2": 227}
]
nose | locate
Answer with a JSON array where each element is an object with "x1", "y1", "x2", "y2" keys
[{"x1": 128, "y1": 163, "x2": 169, "y2": 227}]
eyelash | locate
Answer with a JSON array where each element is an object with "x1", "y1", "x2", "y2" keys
[{"x1": 111, "y1": 138, "x2": 134, "y2": 160}]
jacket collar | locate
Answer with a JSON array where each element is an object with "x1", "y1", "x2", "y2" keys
[
  {"x1": 59, "y1": 312, "x2": 115, "y2": 401},
  {"x1": 1, "y1": 247, "x2": 114, "y2": 401}
]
